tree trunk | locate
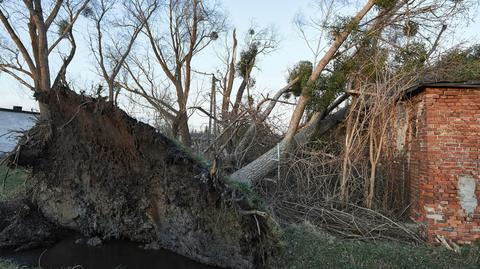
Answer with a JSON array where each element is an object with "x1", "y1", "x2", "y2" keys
[
  {"x1": 230, "y1": 1, "x2": 375, "y2": 184},
  {"x1": 178, "y1": 118, "x2": 192, "y2": 147},
  {"x1": 222, "y1": 30, "x2": 237, "y2": 120},
  {"x1": 107, "y1": 80, "x2": 115, "y2": 104},
  {"x1": 231, "y1": 79, "x2": 248, "y2": 117},
  {"x1": 367, "y1": 163, "x2": 376, "y2": 209},
  {"x1": 38, "y1": 102, "x2": 51, "y2": 121},
  {"x1": 341, "y1": 97, "x2": 358, "y2": 202},
  {"x1": 172, "y1": 111, "x2": 192, "y2": 147},
  {"x1": 230, "y1": 107, "x2": 347, "y2": 184},
  {"x1": 282, "y1": 0, "x2": 375, "y2": 145}
]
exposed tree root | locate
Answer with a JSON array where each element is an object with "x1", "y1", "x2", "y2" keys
[{"x1": 1, "y1": 86, "x2": 277, "y2": 269}]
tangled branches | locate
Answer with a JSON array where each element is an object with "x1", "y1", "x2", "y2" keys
[
  {"x1": 257, "y1": 140, "x2": 420, "y2": 244},
  {"x1": 274, "y1": 200, "x2": 422, "y2": 244}
]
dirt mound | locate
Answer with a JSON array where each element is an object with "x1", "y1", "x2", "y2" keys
[{"x1": 3, "y1": 87, "x2": 276, "y2": 268}]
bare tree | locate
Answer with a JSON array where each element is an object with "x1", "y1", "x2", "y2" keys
[
  {"x1": 198, "y1": 26, "x2": 279, "y2": 165},
  {"x1": 134, "y1": 0, "x2": 225, "y2": 146},
  {"x1": 86, "y1": 0, "x2": 158, "y2": 105},
  {"x1": 0, "y1": 0, "x2": 90, "y2": 119},
  {"x1": 218, "y1": 26, "x2": 278, "y2": 121},
  {"x1": 120, "y1": 52, "x2": 178, "y2": 133}
]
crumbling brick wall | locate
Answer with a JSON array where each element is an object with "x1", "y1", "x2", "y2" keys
[{"x1": 396, "y1": 87, "x2": 480, "y2": 244}]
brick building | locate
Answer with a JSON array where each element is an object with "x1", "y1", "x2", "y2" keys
[{"x1": 395, "y1": 82, "x2": 480, "y2": 244}]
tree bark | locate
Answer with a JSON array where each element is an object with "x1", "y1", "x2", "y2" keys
[
  {"x1": 32, "y1": 1, "x2": 52, "y2": 120},
  {"x1": 222, "y1": 29, "x2": 237, "y2": 120},
  {"x1": 172, "y1": 111, "x2": 192, "y2": 147},
  {"x1": 230, "y1": 106, "x2": 348, "y2": 184},
  {"x1": 38, "y1": 102, "x2": 51, "y2": 121},
  {"x1": 230, "y1": 0, "x2": 375, "y2": 184}
]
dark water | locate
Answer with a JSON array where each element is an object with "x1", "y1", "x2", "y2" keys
[{"x1": 0, "y1": 237, "x2": 219, "y2": 269}]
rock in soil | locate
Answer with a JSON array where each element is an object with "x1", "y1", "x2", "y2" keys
[{"x1": 86, "y1": 237, "x2": 102, "y2": 247}]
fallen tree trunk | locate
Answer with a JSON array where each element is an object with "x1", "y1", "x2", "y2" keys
[
  {"x1": 2, "y1": 86, "x2": 276, "y2": 269},
  {"x1": 230, "y1": 101, "x2": 348, "y2": 184},
  {"x1": 230, "y1": 0, "x2": 376, "y2": 185}
]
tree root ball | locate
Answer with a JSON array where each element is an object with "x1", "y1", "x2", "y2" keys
[{"x1": 2, "y1": 86, "x2": 277, "y2": 269}]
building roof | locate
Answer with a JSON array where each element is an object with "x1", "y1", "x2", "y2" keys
[
  {"x1": 0, "y1": 108, "x2": 38, "y2": 154},
  {"x1": 0, "y1": 107, "x2": 40, "y2": 115},
  {"x1": 405, "y1": 81, "x2": 480, "y2": 98}
]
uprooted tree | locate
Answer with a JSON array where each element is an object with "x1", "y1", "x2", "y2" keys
[
  {"x1": 251, "y1": 0, "x2": 476, "y2": 242},
  {"x1": 2, "y1": 86, "x2": 276, "y2": 269},
  {"x1": 0, "y1": 0, "x2": 477, "y2": 267},
  {"x1": 229, "y1": 0, "x2": 474, "y2": 185},
  {"x1": 0, "y1": 1, "x2": 274, "y2": 268},
  {"x1": 229, "y1": 0, "x2": 378, "y2": 184}
]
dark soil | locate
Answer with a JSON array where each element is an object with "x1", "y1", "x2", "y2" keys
[
  {"x1": 0, "y1": 200, "x2": 68, "y2": 251},
  {"x1": 0, "y1": 86, "x2": 276, "y2": 269}
]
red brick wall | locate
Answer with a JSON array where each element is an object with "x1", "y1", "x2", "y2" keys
[{"x1": 405, "y1": 87, "x2": 480, "y2": 244}]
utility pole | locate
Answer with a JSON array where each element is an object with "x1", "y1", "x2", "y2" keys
[{"x1": 208, "y1": 74, "x2": 218, "y2": 144}]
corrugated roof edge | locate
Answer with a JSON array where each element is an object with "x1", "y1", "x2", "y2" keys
[
  {"x1": 405, "y1": 81, "x2": 480, "y2": 98},
  {"x1": 0, "y1": 107, "x2": 40, "y2": 115}
]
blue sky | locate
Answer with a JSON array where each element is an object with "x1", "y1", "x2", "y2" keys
[
  {"x1": 0, "y1": 0, "x2": 479, "y2": 129},
  {"x1": 0, "y1": 0, "x2": 324, "y2": 112}
]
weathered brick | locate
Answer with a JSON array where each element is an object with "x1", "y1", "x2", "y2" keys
[{"x1": 393, "y1": 86, "x2": 480, "y2": 244}]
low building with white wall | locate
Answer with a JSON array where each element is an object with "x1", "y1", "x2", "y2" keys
[{"x1": 0, "y1": 106, "x2": 38, "y2": 156}]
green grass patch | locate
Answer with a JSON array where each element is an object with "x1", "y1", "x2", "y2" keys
[
  {"x1": 0, "y1": 259, "x2": 22, "y2": 269},
  {"x1": 274, "y1": 224, "x2": 480, "y2": 269},
  {"x1": 0, "y1": 165, "x2": 28, "y2": 201},
  {"x1": 224, "y1": 178, "x2": 266, "y2": 211},
  {"x1": 170, "y1": 138, "x2": 211, "y2": 168}
]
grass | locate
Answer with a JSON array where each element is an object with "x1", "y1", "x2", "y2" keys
[
  {"x1": 170, "y1": 137, "x2": 211, "y2": 168},
  {"x1": 0, "y1": 166, "x2": 28, "y2": 269},
  {"x1": 0, "y1": 260, "x2": 24, "y2": 269},
  {"x1": 0, "y1": 165, "x2": 28, "y2": 201},
  {"x1": 224, "y1": 178, "x2": 266, "y2": 210},
  {"x1": 274, "y1": 224, "x2": 480, "y2": 269}
]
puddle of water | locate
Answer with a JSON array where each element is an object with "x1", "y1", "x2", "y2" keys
[{"x1": 0, "y1": 237, "x2": 219, "y2": 269}]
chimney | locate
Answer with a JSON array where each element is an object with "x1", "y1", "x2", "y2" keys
[{"x1": 13, "y1": 106, "x2": 22, "y2": 112}]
